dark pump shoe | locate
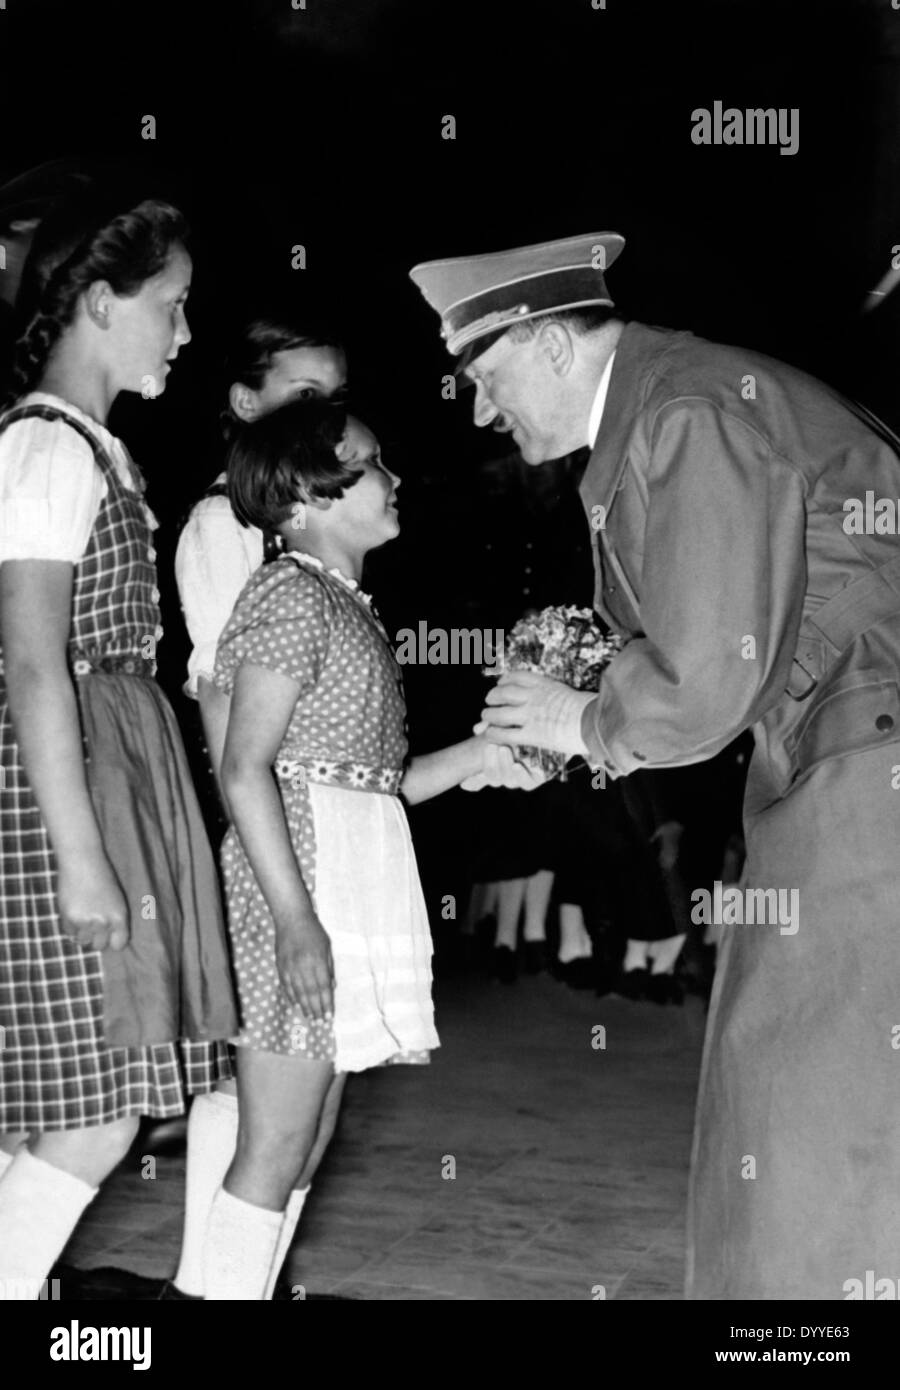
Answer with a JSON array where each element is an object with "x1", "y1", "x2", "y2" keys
[
  {"x1": 523, "y1": 940, "x2": 549, "y2": 975},
  {"x1": 158, "y1": 1280, "x2": 203, "y2": 1300},
  {"x1": 645, "y1": 972, "x2": 685, "y2": 1006},
  {"x1": 613, "y1": 966, "x2": 650, "y2": 1000},
  {"x1": 489, "y1": 944, "x2": 518, "y2": 984},
  {"x1": 553, "y1": 956, "x2": 596, "y2": 990}
]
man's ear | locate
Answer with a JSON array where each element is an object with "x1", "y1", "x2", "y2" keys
[
  {"x1": 540, "y1": 321, "x2": 575, "y2": 376},
  {"x1": 229, "y1": 381, "x2": 260, "y2": 421},
  {"x1": 84, "y1": 280, "x2": 114, "y2": 329}
]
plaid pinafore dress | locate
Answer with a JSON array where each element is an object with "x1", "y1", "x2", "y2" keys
[{"x1": 0, "y1": 401, "x2": 236, "y2": 1131}]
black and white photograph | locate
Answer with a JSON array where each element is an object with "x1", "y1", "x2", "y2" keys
[{"x1": 0, "y1": 0, "x2": 899, "y2": 1346}]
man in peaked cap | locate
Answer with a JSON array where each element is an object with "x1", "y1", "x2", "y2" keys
[{"x1": 411, "y1": 232, "x2": 900, "y2": 1300}]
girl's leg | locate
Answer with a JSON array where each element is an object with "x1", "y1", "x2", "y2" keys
[
  {"x1": 558, "y1": 902, "x2": 593, "y2": 963},
  {"x1": 0, "y1": 1117, "x2": 139, "y2": 1298},
  {"x1": 494, "y1": 878, "x2": 526, "y2": 950},
  {"x1": 0, "y1": 1133, "x2": 28, "y2": 1181},
  {"x1": 293, "y1": 1071, "x2": 347, "y2": 1190},
  {"x1": 203, "y1": 1050, "x2": 335, "y2": 1300},
  {"x1": 262, "y1": 1071, "x2": 348, "y2": 1300},
  {"x1": 172, "y1": 1078, "x2": 239, "y2": 1297},
  {"x1": 523, "y1": 869, "x2": 554, "y2": 942}
]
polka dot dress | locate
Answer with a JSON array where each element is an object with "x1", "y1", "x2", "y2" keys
[{"x1": 214, "y1": 552, "x2": 439, "y2": 1072}]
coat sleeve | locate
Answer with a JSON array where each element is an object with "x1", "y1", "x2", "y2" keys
[{"x1": 582, "y1": 399, "x2": 808, "y2": 776}]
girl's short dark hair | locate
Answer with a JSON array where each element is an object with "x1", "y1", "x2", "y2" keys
[
  {"x1": 4, "y1": 187, "x2": 187, "y2": 406},
  {"x1": 226, "y1": 398, "x2": 363, "y2": 532},
  {"x1": 220, "y1": 309, "x2": 345, "y2": 439}
]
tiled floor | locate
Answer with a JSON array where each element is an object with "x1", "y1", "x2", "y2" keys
[{"x1": 63, "y1": 972, "x2": 707, "y2": 1300}]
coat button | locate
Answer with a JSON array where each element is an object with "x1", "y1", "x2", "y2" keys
[{"x1": 876, "y1": 714, "x2": 894, "y2": 732}]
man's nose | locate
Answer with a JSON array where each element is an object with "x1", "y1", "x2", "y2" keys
[
  {"x1": 176, "y1": 310, "x2": 192, "y2": 350},
  {"x1": 472, "y1": 381, "x2": 498, "y2": 429}
]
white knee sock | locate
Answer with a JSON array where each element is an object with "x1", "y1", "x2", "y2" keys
[
  {"x1": 262, "y1": 1185, "x2": 310, "y2": 1300},
  {"x1": 646, "y1": 934, "x2": 687, "y2": 975},
  {"x1": 0, "y1": 1149, "x2": 97, "y2": 1298},
  {"x1": 174, "y1": 1089, "x2": 240, "y2": 1297},
  {"x1": 203, "y1": 1188, "x2": 284, "y2": 1301}
]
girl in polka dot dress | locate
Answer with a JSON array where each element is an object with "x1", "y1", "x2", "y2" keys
[{"x1": 200, "y1": 397, "x2": 538, "y2": 1299}]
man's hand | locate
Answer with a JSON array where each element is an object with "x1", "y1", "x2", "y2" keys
[
  {"x1": 460, "y1": 738, "x2": 548, "y2": 791},
  {"x1": 476, "y1": 671, "x2": 596, "y2": 758}
]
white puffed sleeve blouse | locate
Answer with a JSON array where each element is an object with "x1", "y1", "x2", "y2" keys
[
  {"x1": 0, "y1": 392, "x2": 149, "y2": 563},
  {"x1": 174, "y1": 472, "x2": 264, "y2": 698}
]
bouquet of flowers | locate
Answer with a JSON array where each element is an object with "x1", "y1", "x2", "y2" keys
[{"x1": 484, "y1": 606, "x2": 624, "y2": 778}]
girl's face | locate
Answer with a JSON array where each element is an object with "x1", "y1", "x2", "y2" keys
[
  {"x1": 260, "y1": 345, "x2": 348, "y2": 410},
  {"x1": 236, "y1": 345, "x2": 348, "y2": 420},
  {"x1": 329, "y1": 417, "x2": 400, "y2": 550},
  {"x1": 105, "y1": 242, "x2": 192, "y2": 397}
]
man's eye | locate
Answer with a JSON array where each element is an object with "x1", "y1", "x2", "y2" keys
[{"x1": 297, "y1": 387, "x2": 317, "y2": 400}]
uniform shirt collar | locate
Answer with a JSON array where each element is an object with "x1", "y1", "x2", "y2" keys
[{"x1": 587, "y1": 349, "x2": 617, "y2": 449}]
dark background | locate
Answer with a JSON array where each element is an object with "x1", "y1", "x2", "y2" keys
[{"x1": 2, "y1": 0, "x2": 899, "y2": 924}]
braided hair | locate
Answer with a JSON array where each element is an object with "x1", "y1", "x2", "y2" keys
[{"x1": 3, "y1": 190, "x2": 187, "y2": 409}]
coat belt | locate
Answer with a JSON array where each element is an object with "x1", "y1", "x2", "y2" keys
[{"x1": 807, "y1": 553, "x2": 900, "y2": 655}]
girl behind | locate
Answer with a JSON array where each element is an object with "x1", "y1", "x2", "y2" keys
[{"x1": 167, "y1": 311, "x2": 347, "y2": 1300}]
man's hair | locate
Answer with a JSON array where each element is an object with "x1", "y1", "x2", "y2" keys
[
  {"x1": 226, "y1": 397, "x2": 363, "y2": 532},
  {"x1": 506, "y1": 305, "x2": 620, "y2": 344}
]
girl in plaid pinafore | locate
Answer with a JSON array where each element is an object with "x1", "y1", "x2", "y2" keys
[{"x1": 0, "y1": 190, "x2": 236, "y2": 1298}]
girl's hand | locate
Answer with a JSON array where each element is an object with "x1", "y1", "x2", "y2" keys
[
  {"x1": 460, "y1": 738, "x2": 549, "y2": 791},
  {"x1": 56, "y1": 856, "x2": 131, "y2": 952},
  {"x1": 276, "y1": 917, "x2": 334, "y2": 1021}
]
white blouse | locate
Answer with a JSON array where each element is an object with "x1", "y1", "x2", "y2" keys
[
  {"x1": 0, "y1": 392, "x2": 152, "y2": 563},
  {"x1": 174, "y1": 471, "x2": 264, "y2": 697}
]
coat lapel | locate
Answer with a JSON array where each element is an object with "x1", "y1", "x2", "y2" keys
[{"x1": 579, "y1": 323, "x2": 662, "y2": 633}]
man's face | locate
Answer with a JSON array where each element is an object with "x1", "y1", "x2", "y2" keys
[{"x1": 464, "y1": 330, "x2": 576, "y2": 464}]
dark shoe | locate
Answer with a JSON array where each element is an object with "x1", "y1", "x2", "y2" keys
[
  {"x1": 613, "y1": 966, "x2": 650, "y2": 1000},
  {"x1": 157, "y1": 1279, "x2": 203, "y2": 1301},
  {"x1": 554, "y1": 956, "x2": 596, "y2": 990},
  {"x1": 594, "y1": 963, "x2": 618, "y2": 998},
  {"x1": 645, "y1": 972, "x2": 685, "y2": 1006},
  {"x1": 489, "y1": 944, "x2": 517, "y2": 984},
  {"x1": 523, "y1": 940, "x2": 549, "y2": 975}
]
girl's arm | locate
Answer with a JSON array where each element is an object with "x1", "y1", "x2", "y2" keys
[
  {"x1": 401, "y1": 736, "x2": 545, "y2": 805},
  {"x1": 0, "y1": 560, "x2": 129, "y2": 950},
  {"x1": 220, "y1": 661, "x2": 333, "y2": 1020},
  {"x1": 197, "y1": 674, "x2": 231, "y2": 812}
]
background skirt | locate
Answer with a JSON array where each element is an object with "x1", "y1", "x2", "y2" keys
[{"x1": 224, "y1": 782, "x2": 440, "y2": 1073}]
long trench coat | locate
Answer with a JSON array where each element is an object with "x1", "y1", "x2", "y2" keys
[{"x1": 579, "y1": 322, "x2": 900, "y2": 1300}]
